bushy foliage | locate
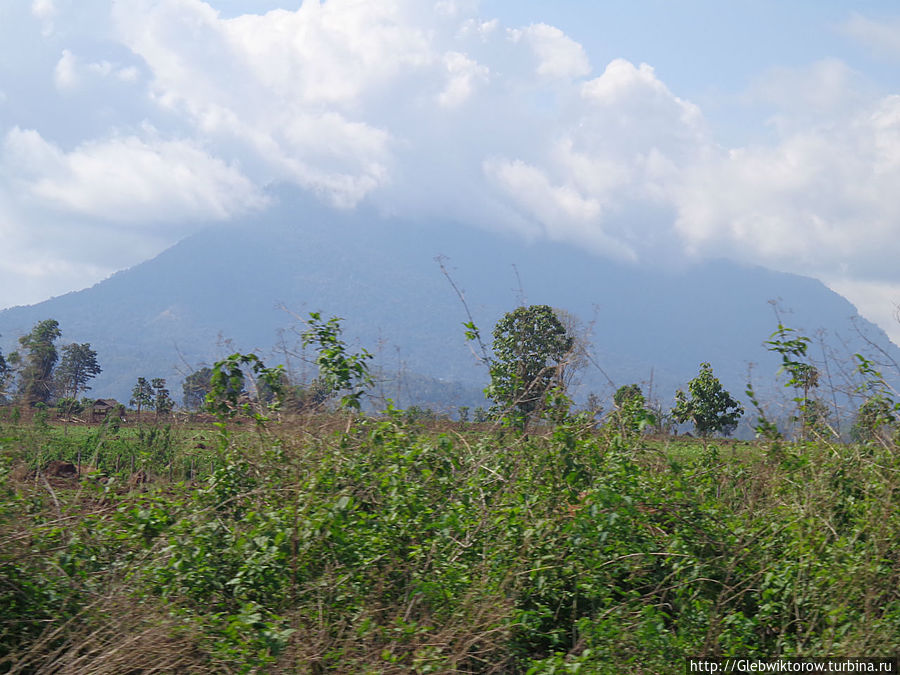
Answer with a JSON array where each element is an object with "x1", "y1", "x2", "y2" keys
[
  {"x1": 301, "y1": 312, "x2": 373, "y2": 411},
  {"x1": 56, "y1": 342, "x2": 102, "y2": 400},
  {"x1": 15, "y1": 319, "x2": 62, "y2": 405},
  {"x1": 487, "y1": 305, "x2": 574, "y2": 426},
  {"x1": 609, "y1": 383, "x2": 655, "y2": 436},
  {"x1": 851, "y1": 354, "x2": 899, "y2": 444},
  {"x1": 3, "y1": 413, "x2": 900, "y2": 672},
  {"x1": 672, "y1": 362, "x2": 744, "y2": 437},
  {"x1": 55, "y1": 396, "x2": 84, "y2": 418},
  {"x1": 182, "y1": 366, "x2": 214, "y2": 410},
  {"x1": 130, "y1": 376, "x2": 154, "y2": 415}
]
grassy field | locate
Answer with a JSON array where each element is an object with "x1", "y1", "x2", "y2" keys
[{"x1": 1, "y1": 410, "x2": 899, "y2": 673}]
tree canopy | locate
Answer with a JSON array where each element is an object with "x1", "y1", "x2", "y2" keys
[
  {"x1": 56, "y1": 343, "x2": 102, "y2": 400},
  {"x1": 487, "y1": 304, "x2": 574, "y2": 424},
  {"x1": 672, "y1": 362, "x2": 743, "y2": 437},
  {"x1": 183, "y1": 367, "x2": 214, "y2": 411},
  {"x1": 16, "y1": 319, "x2": 62, "y2": 405}
]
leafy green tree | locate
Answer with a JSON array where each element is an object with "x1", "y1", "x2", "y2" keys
[
  {"x1": 851, "y1": 395, "x2": 896, "y2": 443},
  {"x1": 765, "y1": 323, "x2": 820, "y2": 440},
  {"x1": 56, "y1": 343, "x2": 102, "y2": 400},
  {"x1": 486, "y1": 305, "x2": 574, "y2": 426},
  {"x1": 206, "y1": 353, "x2": 284, "y2": 425},
  {"x1": 130, "y1": 377, "x2": 154, "y2": 417},
  {"x1": 850, "y1": 354, "x2": 899, "y2": 444},
  {"x1": 182, "y1": 367, "x2": 214, "y2": 411},
  {"x1": 301, "y1": 312, "x2": 373, "y2": 411},
  {"x1": 0, "y1": 346, "x2": 9, "y2": 402},
  {"x1": 55, "y1": 396, "x2": 84, "y2": 418},
  {"x1": 611, "y1": 384, "x2": 655, "y2": 435},
  {"x1": 613, "y1": 384, "x2": 643, "y2": 409},
  {"x1": 672, "y1": 362, "x2": 744, "y2": 437},
  {"x1": 15, "y1": 319, "x2": 62, "y2": 405},
  {"x1": 151, "y1": 378, "x2": 174, "y2": 418}
]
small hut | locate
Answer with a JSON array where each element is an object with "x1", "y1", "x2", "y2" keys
[{"x1": 91, "y1": 399, "x2": 121, "y2": 421}]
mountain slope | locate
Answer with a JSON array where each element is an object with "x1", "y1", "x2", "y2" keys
[{"x1": 1, "y1": 194, "x2": 897, "y2": 416}]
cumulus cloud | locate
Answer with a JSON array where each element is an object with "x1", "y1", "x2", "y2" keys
[
  {"x1": 109, "y1": 0, "x2": 443, "y2": 206},
  {"x1": 673, "y1": 95, "x2": 900, "y2": 278},
  {"x1": 2, "y1": 127, "x2": 265, "y2": 222},
  {"x1": 508, "y1": 23, "x2": 591, "y2": 80},
  {"x1": 53, "y1": 48, "x2": 143, "y2": 92},
  {"x1": 3, "y1": 0, "x2": 900, "y2": 343},
  {"x1": 31, "y1": 0, "x2": 56, "y2": 35},
  {"x1": 53, "y1": 49, "x2": 79, "y2": 89},
  {"x1": 437, "y1": 51, "x2": 489, "y2": 107}
]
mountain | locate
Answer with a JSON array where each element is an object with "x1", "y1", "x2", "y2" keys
[{"x1": 1, "y1": 191, "x2": 898, "y2": 421}]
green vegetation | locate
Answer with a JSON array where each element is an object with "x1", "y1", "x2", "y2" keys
[
  {"x1": 56, "y1": 342, "x2": 102, "y2": 401},
  {"x1": 0, "y1": 312, "x2": 899, "y2": 671},
  {"x1": 301, "y1": 311, "x2": 374, "y2": 412},
  {"x1": 183, "y1": 366, "x2": 215, "y2": 410},
  {"x1": 130, "y1": 376, "x2": 154, "y2": 417},
  {"x1": 12, "y1": 318, "x2": 62, "y2": 406},
  {"x1": 672, "y1": 362, "x2": 743, "y2": 437},
  {"x1": 610, "y1": 383, "x2": 655, "y2": 436},
  {"x1": 2, "y1": 405, "x2": 899, "y2": 672},
  {"x1": 482, "y1": 305, "x2": 574, "y2": 428}
]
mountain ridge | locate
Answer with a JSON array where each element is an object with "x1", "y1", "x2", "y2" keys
[{"x1": 1, "y1": 193, "x2": 897, "y2": 419}]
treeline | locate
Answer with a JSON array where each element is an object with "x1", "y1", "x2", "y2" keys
[
  {"x1": 178, "y1": 304, "x2": 900, "y2": 446},
  {"x1": 3, "y1": 310, "x2": 900, "y2": 671},
  {"x1": 0, "y1": 319, "x2": 101, "y2": 416},
  {"x1": 2, "y1": 305, "x2": 898, "y2": 444}
]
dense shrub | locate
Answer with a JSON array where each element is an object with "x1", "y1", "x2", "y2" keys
[{"x1": 1, "y1": 411, "x2": 899, "y2": 672}]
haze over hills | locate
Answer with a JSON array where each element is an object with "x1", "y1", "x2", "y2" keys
[{"x1": 1, "y1": 191, "x2": 898, "y2": 422}]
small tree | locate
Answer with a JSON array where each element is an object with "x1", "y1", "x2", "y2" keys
[
  {"x1": 130, "y1": 377, "x2": 154, "y2": 417},
  {"x1": 765, "y1": 324, "x2": 819, "y2": 440},
  {"x1": 206, "y1": 353, "x2": 284, "y2": 425},
  {"x1": 851, "y1": 395, "x2": 896, "y2": 443},
  {"x1": 56, "y1": 343, "x2": 102, "y2": 400},
  {"x1": 851, "y1": 354, "x2": 899, "y2": 444},
  {"x1": 672, "y1": 362, "x2": 743, "y2": 437},
  {"x1": 151, "y1": 378, "x2": 174, "y2": 419},
  {"x1": 486, "y1": 305, "x2": 574, "y2": 426},
  {"x1": 182, "y1": 367, "x2": 214, "y2": 411},
  {"x1": 301, "y1": 313, "x2": 373, "y2": 411},
  {"x1": 15, "y1": 319, "x2": 62, "y2": 405},
  {"x1": 56, "y1": 397, "x2": 84, "y2": 419},
  {"x1": 611, "y1": 384, "x2": 654, "y2": 436},
  {"x1": 0, "y1": 347, "x2": 9, "y2": 403}
]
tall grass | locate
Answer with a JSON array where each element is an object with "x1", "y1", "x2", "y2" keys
[{"x1": 1, "y1": 412, "x2": 898, "y2": 673}]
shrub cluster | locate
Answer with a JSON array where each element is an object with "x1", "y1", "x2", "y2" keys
[{"x1": 1, "y1": 409, "x2": 899, "y2": 672}]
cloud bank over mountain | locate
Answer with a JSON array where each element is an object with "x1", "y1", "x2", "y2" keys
[{"x1": 1, "y1": 1, "x2": 900, "y2": 341}]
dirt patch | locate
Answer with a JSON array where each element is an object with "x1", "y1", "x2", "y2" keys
[{"x1": 44, "y1": 460, "x2": 79, "y2": 478}]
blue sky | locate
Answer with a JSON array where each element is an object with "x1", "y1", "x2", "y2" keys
[{"x1": 2, "y1": 0, "x2": 900, "y2": 342}]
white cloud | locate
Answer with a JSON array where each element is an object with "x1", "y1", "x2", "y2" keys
[
  {"x1": 31, "y1": 0, "x2": 55, "y2": 20},
  {"x1": 843, "y1": 13, "x2": 900, "y2": 58},
  {"x1": 109, "y1": 0, "x2": 441, "y2": 206},
  {"x1": 458, "y1": 17, "x2": 498, "y2": 41},
  {"x1": 748, "y1": 59, "x2": 862, "y2": 113},
  {"x1": 53, "y1": 49, "x2": 142, "y2": 91},
  {"x1": 437, "y1": 51, "x2": 489, "y2": 107},
  {"x1": 3, "y1": 0, "x2": 900, "y2": 345},
  {"x1": 3, "y1": 127, "x2": 265, "y2": 222},
  {"x1": 53, "y1": 49, "x2": 79, "y2": 90},
  {"x1": 508, "y1": 23, "x2": 590, "y2": 80},
  {"x1": 31, "y1": 0, "x2": 56, "y2": 35},
  {"x1": 582, "y1": 59, "x2": 703, "y2": 133},
  {"x1": 673, "y1": 94, "x2": 900, "y2": 284},
  {"x1": 827, "y1": 278, "x2": 900, "y2": 346}
]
